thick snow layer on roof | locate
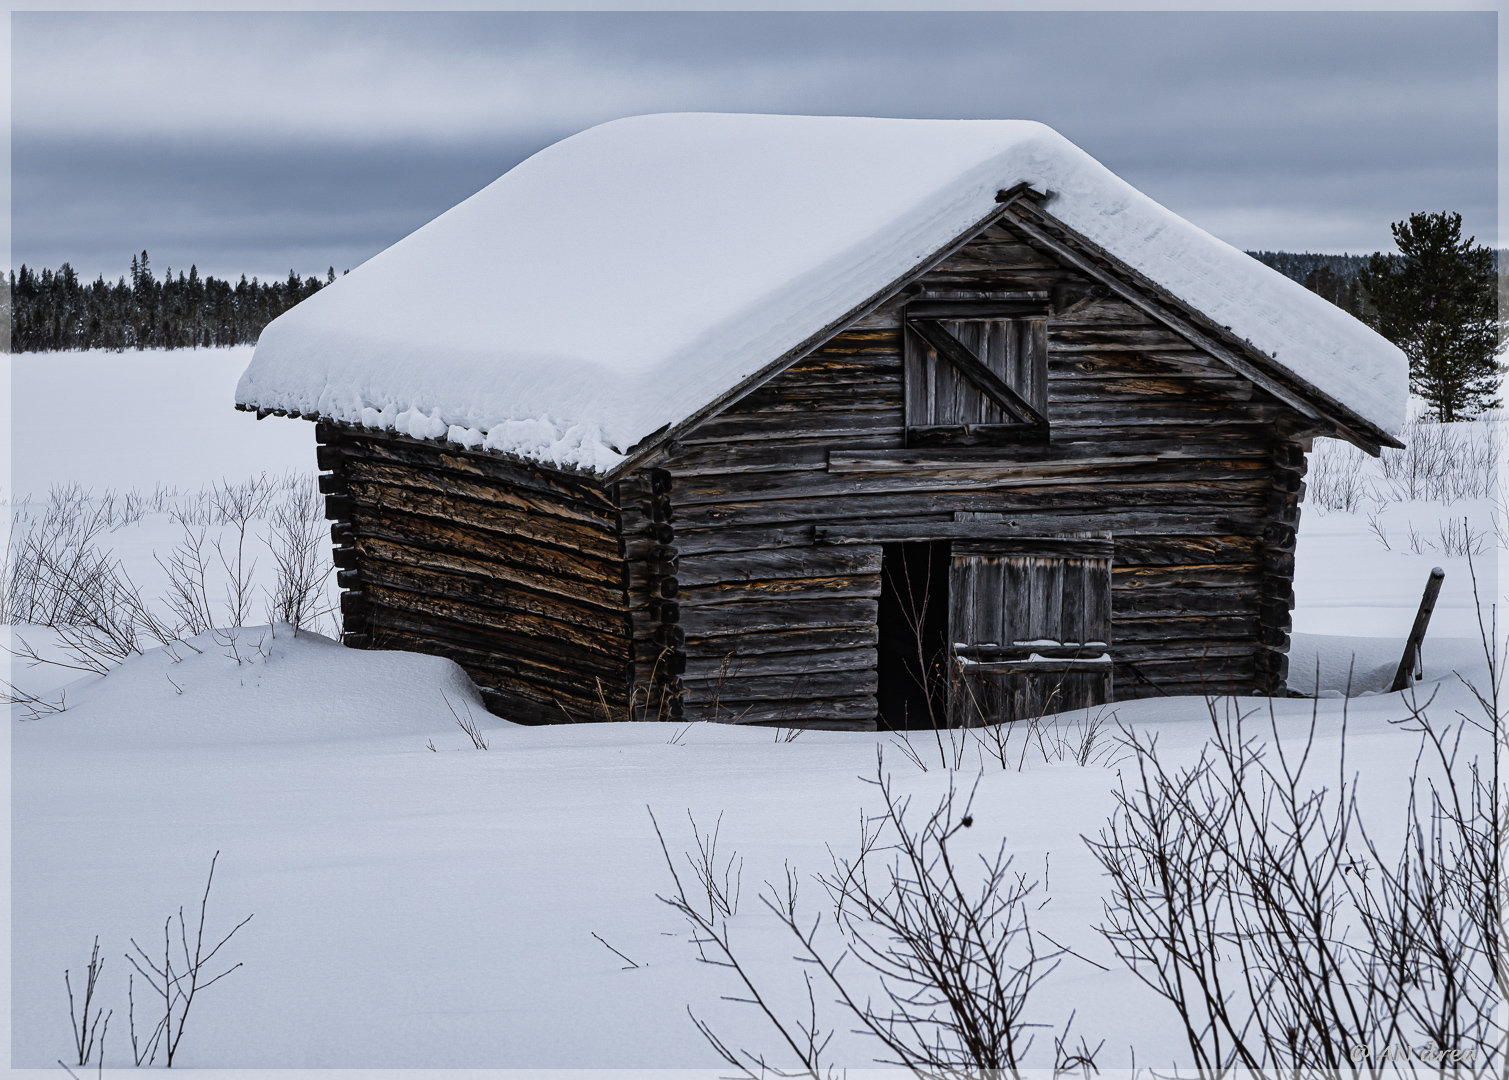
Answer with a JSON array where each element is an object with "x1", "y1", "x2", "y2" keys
[{"x1": 238, "y1": 113, "x2": 1407, "y2": 472}]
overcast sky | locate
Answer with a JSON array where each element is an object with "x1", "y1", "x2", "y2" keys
[{"x1": 10, "y1": 10, "x2": 1499, "y2": 282}]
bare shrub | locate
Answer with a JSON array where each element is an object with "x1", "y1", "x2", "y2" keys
[
  {"x1": 4, "y1": 473, "x2": 334, "y2": 695},
  {"x1": 1377, "y1": 414, "x2": 1501, "y2": 504},
  {"x1": 684, "y1": 810, "x2": 742, "y2": 919},
  {"x1": 1435, "y1": 515, "x2": 1489, "y2": 556},
  {"x1": 1366, "y1": 499, "x2": 1392, "y2": 549},
  {"x1": 207, "y1": 479, "x2": 272, "y2": 629},
  {"x1": 445, "y1": 692, "x2": 489, "y2": 750},
  {"x1": 64, "y1": 937, "x2": 111, "y2": 1069},
  {"x1": 1308, "y1": 436, "x2": 1375, "y2": 512},
  {"x1": 156, "y1": 522, "x2": 216, "y2": 637},
  {"x1": 2, "y1": 678, "x2": 68, "y2": 720},
  {"x1": 263, "y1": 475, "x2": 335, "y2": 634},
  {"x1": 5, "y1": 484, "x2": 116, "y2": 627},
  {"x1": 654, "y1": 758, "x2": 1090, "y2": 1078},
  {"x1": 4, "y1": 486, "x2": 178, "y2": 678},
  {"x1": 125, "y1": 851, "x2": 253, "y2": 1068},
  {"x1": 1022, "y1": 706, "x2": 1127, "y2": 768},
  {"x1": 1087, "y1": 676, "x2": 1503, "y2": 1076},
  {"x1": 1309, "y1": 415, "x2": 1500, "y2": 514}
]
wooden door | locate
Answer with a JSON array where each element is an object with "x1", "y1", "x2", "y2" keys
[{"x1": 948, "y1": 534, "x2": 1113, "y2": 726}]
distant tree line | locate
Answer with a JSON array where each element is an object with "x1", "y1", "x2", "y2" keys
[
  {"x1": 1245, "y1": 251, "x2": 1377, "y2": 316},
  {"x1": 4, "y1": 251, "x2": 334, "y2": 353},
  {"x1": 1248, "y1": 247, "x2": 1504, "y2": 322}
]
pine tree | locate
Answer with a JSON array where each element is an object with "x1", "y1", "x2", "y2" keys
[{"x1": 1358, "y1": 212, "x2": 1503, "y2": 422}]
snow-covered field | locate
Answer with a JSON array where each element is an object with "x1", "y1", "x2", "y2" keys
[{"x1": 5, "y1": 348, "x2": 1502, "y2": 1072}]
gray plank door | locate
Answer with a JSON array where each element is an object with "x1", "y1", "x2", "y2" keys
[{"x1": 948, "y1": 534, "x2": 1113, "y2": 726}]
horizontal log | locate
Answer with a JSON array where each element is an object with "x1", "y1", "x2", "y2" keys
[
  {"x1": 1116, "y1": 678, "x2": 1254, "y2": 701},
  {"x1": 1108, "y1": 640, "x2": 1258, "y2": 664},
  {"x1": 343, "y1": 457, "x2": 619, "y2": 535},
  {"x1": 684, "y1": 625, "x2": 878, "y2": 657},
  {"x1": 726, "y1": 388, "x2": 898, "y2": 414},
  {"x1": 676, "y1": 546, "x2": 883, "y2": 587},
  {"x1": 1114, "y1": 534, "x2": 1261, "y2": 566},
  {"x1": 671, "y1": 522, "x2": 821, "y2": 555},
  {"x1": 345, "y1": 478, "x2": 618, "y2": 562},
  {"x1": 1111, "y1": 614, "x2": 1260, "y2": 642},
  {"x1": 675, "y1": 469, "x2": 1273, "y2": 510},
  {"x1": 658, "y1": 442, "x2": 833, "y2": 477},
  {"x1": 640, "y1": 520, "x2": 674, "y2": 545},
  {"x1": 907, "y1": 298, "x2": 1050, "y2": 318},
  {"x1": 315, "y1": 442, "x2": 344, "y2": 471},
  {"x1": 1112, "y1": 586, "x2": 1263, "y2": 617},
  {"x1": 351, "y1": 510, "x2": 623, "y2": 600},
  {"x1": 951, "y1": 535, "x2": 1114, "y2": 558},
  {"x1": 682, "y1": 668, "x2": 879, "y2": 704},
  {"x1": 682, "y1": 596, "x2": 879, "y2": 637},
  {"x1": 956, "y1": 657, "x2": 1111, "y2": 675},
  {"x1": 797, "y1": 334, "x2": 905, "y2": 361},
  {"x1": 1048, "y1": 352, "x2": 1241, "y2": 380},
  {"x1": 323, "y1": 424, "x2": 615, "y2": 509},
  {"x1": 1046, "y1": 376, "x2": 1255, "y2": 404},
  {"x1": 340, "y1": 589, "x2": 367, "y2": 620},
  {"x1": 680, "y1": 488, "x2": 1267, "y2": 531},
  {"x1": 351, "y1": 515, "x2": 624, "y2": 600},
  {"x1": 826, "y1": 451, "x2": 1165, "y2": 477},
  {"x1": 679, "y1": 573, "x2": 881, "y2": 607},
  {"x1": 683, "y1": 645, "x2": 878, "y2": 681},
  {"x1": 1113, "y1": 564, "x2": 1264, "y2": 591},
  {"x1": 1046, "y1": 326, "x2": 1202, "y2": 352},
  {"x1": 680, "y1": 410, "x2": 903, "y2": 445},
  {"x1": 1048, "y1": 296, "x2": 1152, "y2": 327},
  {"x1": 1119, "y1": 655, "x2": 1257, "y2": 683},
  {"x1": 361, "y1": 583, "x2": 628, "y2": 673},
  {"x1": 685, "y1": 697, "x2": 879, "y2": 728},
  {"x1": 354, "y1": 556, "x2": 627, "y2": 637}
]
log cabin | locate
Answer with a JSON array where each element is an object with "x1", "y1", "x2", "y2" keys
[{"x1": 236, "y1": 114, "x2": 1408, "y2": 730}]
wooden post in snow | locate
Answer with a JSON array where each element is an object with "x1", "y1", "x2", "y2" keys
[{"x1": 1390, "y1": 567, "x2": 1445, "y2": 693}]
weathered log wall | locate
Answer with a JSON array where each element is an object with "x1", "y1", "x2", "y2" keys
[
  {"x1": 317, "y1": 210, "x2": 1318, "y2": 730},
  {"x1": 632, "y1": 216, "x2": 1318, "y2": 726},
  {"x1": 316, "y1": 423, "x2": 633, "y2": 724}
]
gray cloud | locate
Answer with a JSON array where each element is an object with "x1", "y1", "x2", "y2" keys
[{"x1": 12, "y1": 10, "x2": 1497, "y2": 279}]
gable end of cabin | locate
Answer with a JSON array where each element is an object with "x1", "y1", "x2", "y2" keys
[{"x1": 616, "y1": 210, "x2": 1323, "y2": 729}]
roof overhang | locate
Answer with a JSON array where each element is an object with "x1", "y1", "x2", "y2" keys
[{"x1": 607, "y1": 190, "x2": 1401, "y2": 481}]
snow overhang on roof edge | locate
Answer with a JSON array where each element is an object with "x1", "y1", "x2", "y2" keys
[{"x1": 236, "y1": 113, "x2": 1409, "y2": 474}]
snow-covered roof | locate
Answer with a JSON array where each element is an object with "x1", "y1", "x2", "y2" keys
[{"x1": 237, "y1": 113, "x2": 1407, "y2": 474}]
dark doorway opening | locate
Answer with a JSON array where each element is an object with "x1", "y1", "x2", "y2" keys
[{"x1": 877, "y1": 541, "x2": 951, "y2": 731}]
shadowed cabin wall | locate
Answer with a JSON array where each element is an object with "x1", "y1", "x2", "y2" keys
[
  {"x1": 625, "y1": 216, "x2": 1313, "y2": 729},
  {"x1": 315, "y1": 424, "x2": 634, "y2": 725}
]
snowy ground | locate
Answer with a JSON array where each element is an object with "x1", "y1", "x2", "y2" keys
[{"x1": 5, "y1": 348, "x2": 1502, "y2": 1072}]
